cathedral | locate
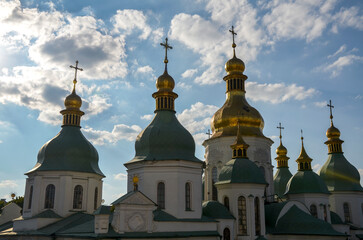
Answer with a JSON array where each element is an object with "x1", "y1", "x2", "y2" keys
[{"x1": 0, "y1": 28, "x2": 362, "y2": 240}]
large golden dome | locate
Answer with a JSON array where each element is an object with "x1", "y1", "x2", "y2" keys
[
  {"x1": 326, "y1": 124, "x2": 340, "y2": 139},
  {"x1": 156, "y1": 70, "x2": 175, "y2": 91},
  {"x1": 225, "y1": 55, "x2": 245, "y2": 74},
  {"x1": 64, "y1": 90, "x2": 82, "y2": 110}
]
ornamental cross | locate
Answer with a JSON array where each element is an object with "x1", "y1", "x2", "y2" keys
[
  {"x1": 229, "y1": 26, "x2": 237, "y2": 45},
  {"x1": 327, "y1": 99, "x2": 334, "y2": 123},
  {"x1": 160, "y1": 38, "x2": 173, "y2": 64},
  {"x1": 206, "y1": 129, "x2": 212, "y2": 139},
  {"x1": 277, "y1": 122, "x2": 284, "y2": 139},
  {"x1": 70, "y1": 60, "x2": 83, "y2": 88},
  {"x1": 300, "y1": 129, "x2": 304, "y2": 141}
]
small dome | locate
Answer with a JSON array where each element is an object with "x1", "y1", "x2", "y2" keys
[
  {"x1": 326, "y1": 125, "x2": 340, "y2": 139},
  {"x1": 202, "y1": 201, "x2": 235, "y2": 219},
  {"x1": 225, "y1": 55, "x2": 245, "y2": 74},
  {"x1": 276, "y1": 143, "x2": 287, "y2": 155},
  {"x1": 285, "y1": 171, "x2": 329, "y2": 195},
  {"x1": 64, "y1": 91, "x2": 82, "y2": 109},
  {"x1": 274, "y1": 167, "x2": 293, "y2": 198},
  {"x1": 156, "y1": 71, "x2": 175, "y2": 91}
]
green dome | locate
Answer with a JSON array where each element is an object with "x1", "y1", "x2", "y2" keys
[
  {"x1": 217, "y1": 157, "x2": 266, "y2": 185},
  {"x1": 202, "y1": 201, "x2": 235, "y2": 219},
  {"x1": 127, "y1": 111, "x2": 201, "y2": 163},
  {"x1": 285, "y1": 171, "x2": 329, "y2": 195},
  {"x1": 274, "y1": 168, "x2": 293, "y2": 198},
  {"x1": 319, "y1": 153, "x2": 363, "y2": 192},
  {"x1": 27, "y1": 126, "x2": 104, "y2": 176}
]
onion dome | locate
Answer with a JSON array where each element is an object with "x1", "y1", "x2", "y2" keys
[
  {"x1": 319, "y1": 100, "x2": 363, "y2": 192},
  {"x1": 202, "y1": 201, "x2": 235, "y2": 219},
  {"x1": 210, "y1": 26, "x2": 266, "y2": 140},
  {"x1": 273, "y1": 123, "x2": 292, "y2": 198},
  {"x1": 126, "y1": 38, "x2": 201, "y2": 164},
  {"x1": 26, "y1": 61, "x2": 104, "y2": 177},
  {"x1": 285, "y1": 133, "x2": 329, "y2": 195},
  {"x1": 216, "y1": 123, "x2": 266, "y2": 185}
]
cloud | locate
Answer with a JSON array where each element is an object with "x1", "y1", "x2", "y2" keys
[
  {"x1": 328, "y1": 44, "x2": 346, "y2": 59},
  {"x1": 136, "y1": 65, "x2": 153, "y2": 74},
  {"x1": 177, "y1": 102, "x2": 219, "y2": 144},
  {"x1": 181, "y1": 69, "x2": 198, "y2": 78},
  {"x1": 318, "y1": 54, "x2": 363, "y2": 77},
  {"x1": 141, "y1": 114, "x2": 153, "y2": 121},
  {"x1": 332, "y1": 6, "x2": 363, "y2": 33},
  {"x1": 314, "y1": 101, "x2": 327, "y2": 108},
  {"x1": 246, "y1": 82, "x2": 318, "y2": 104},
  {"x1": 355, "y1": 95, "x2": 363, "y2": 100},
  {"x1": 313, "y1": 164, "x2": 321, "y2": 172},
  {"x1": 0, "y1": 180, "x2": 18, "y2": 189},
  {"x1": 83, "y1": 124, "x2": 142, "y2": 145},
  {"x1": 114, "y1": 173, "x2": 127, "y2": 181}
]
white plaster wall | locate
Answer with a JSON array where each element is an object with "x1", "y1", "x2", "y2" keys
[
  {"x1": 203, "y1": 136, "x2": 274, "y2": 202},
  {"x1": 126, "y1": 160, "x2": 203, "y2": 219}
]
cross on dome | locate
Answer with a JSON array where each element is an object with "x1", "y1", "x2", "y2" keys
[
  {"x1": 229, "y1": 26, "x2": 237, "y2": 56},
  {"x1": 327, "y1": 99, "x2": 334, "y2": 124},
  {"x1": 70, "y1": 60, "x2": 83, "y2": 91},
  {"x1": 277, "y1": 122, "x2": 284, "y2": 140},
  {"x1": 160, "y1": 38, "x2": 173, "y2": 69}
]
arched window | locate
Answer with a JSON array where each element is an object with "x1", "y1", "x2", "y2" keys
[
  {"x1": 223, "y1": 227, "x2": 230, "y2": 240},
  {"x1": 310, "y1": 204, "x2": 317, "y2": 218},
  {"x1": 73, "y1": 185, "x2": 83, "y2": 209},
  {"x1": 238, "y1": 196, "x2": 247, "y2": 235},
  {"x1": 28, "y1": 186, "x2": 33, "y2": 209},
  {"x1": 323, "y1": 205, "x2": 328, "y2": 221},
  {"x1": 255, "y1": 197, "x2": 261, "y2": 236},
  {"x1": 343, "y1": 203, "x2": 351, "y2": 223},
  {"x1": 185, "y1": 182, "x2": 191, "y2": 211},
  {"x1": 157, "y1": 182, "x2": 165, "y2": 209},
  {"x1": 212, "y1": 167, "x2": 218, "y2": 201},
  {"x1": 94, "y1": 187, "x2": 98, "y2": 210},
  {"x1": 224, "y1": 196, "x2": 230, "y2": 210},
  {"x1": 44, "y1": 184, "x2": 55, "y2": 209}
]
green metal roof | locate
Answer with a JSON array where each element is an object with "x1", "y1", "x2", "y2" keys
[
  {"x1": 274, "y1": 167, "x2": 293, "y2": 198},
  {"x1": 319, "y1": 153, "x2": 363, "y2": 192},
  {"x1": 330, "y1": 211, "x2": 344, "y2": 224},
  {"x1": 202, "y1": 201, "x2": 235, "y2": 219},
  {"x1": 153, "y1": 209, "x2": 216, "y2": 222},
  {"x1": 93, "y1": 205, "x2": 111, "y2": 215},
  {"x1": 31, "y1": 209, "x2": 61, "y2": 219},
  {"x1": 126, "y1": 111, "x2": 202, "y2": 164},
  {"x1": 216, "y1": 157, "x2": 266, "y2": 185},
  {"x1": 285, "y1": 170, "x2": 330, "y2": 195},
  {"x1": 26, "y1": 126, "x2": 104, "y2": 176}
]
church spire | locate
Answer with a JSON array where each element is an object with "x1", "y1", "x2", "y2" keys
[
  {"x1": 325, "y1": 100, "x2": 344, "y2": 153},
  {"x1": 275, "y1": 123, "x2": 290, "y2": 168},
  {"x1": 152, "y1": 38, "x2": 178, "y2": 112},
  {"x1": 60, "y1": 60, "x2": 84, "y2": 127},
  {"x1": 230, "y1": 121, "x2": 249, "y2": 158},
  {"x1": 296, "y1": 130, "x2": 312, "y2": 171}
]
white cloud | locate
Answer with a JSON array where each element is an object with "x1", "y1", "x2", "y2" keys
[
  {"x1": 0, "y1": 180, "x2": 18, "y2": 189},
  {"x1": 114, "y1": 173, "x2": 127, "y2": 181},
  {"x1": 328, "y1": 44, "x2": 346, "y2": 59},
  {"x1": 318, "y1": 54, "x2": 363, "y2": 77},
  {"x1": 246, "y1": 82, "x2": 318, "y2": 104},
  {"x1": 177, "y1": 82, "x2": 192, "y2": 90},
  {"x1": 314, "y1": 101, "x2": 327, "y2": 108},
  {"x1": 313, "y1": 164, "x2": 321, "y2": 172},
  {"x1": 83, "y1": 124, "x2": 142, "y2": 145},
  {"x1": 332, "y1": 6, "x2": 363, "y2": 32},
  {"x1": 181, "y1": 69, "x2": 198, "y2": 78},
  {"x1": 355, "y1": 95, "x2": 363, "y2": 100},
  {"x1": 141, "y1": 114, "x2": 153, "y2": 121},
  {"x1": 136, "y1": 65, "x2": 153, "y2": 74}
]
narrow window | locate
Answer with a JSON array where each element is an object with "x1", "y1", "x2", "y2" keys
[
  {"x1": 300, "y1": 162, "x2": 304, "y2": 170},
  {"x1": 361, "y1": 203, "x2": 363, "y2": 216},
  {"x1": 94, "y1": 187, "x2": 98, "y2": 210},
  {"x1": 185, "y1": 182, "x2": 191, "y2": 211},
  {"x1": 323, "y1": 204, "x2": 328, "y2": 221},
  {"x1": 28, "y1": 186, "x2": 33, "y2": 209},
  {"x1": 212, "y1": 167, "x2": 218, "y2": 201},
  {"x1": 237, "y1": 149, "x2": 242, "y2": 157},
  {"x1": 255, "y1": 197, "x2": 261, "y2": 236},
  {"x1": 238, "y1": 196, "x2": 247, "y2": 235},
  {"x1": 310, "y1": 204, "x2": 317, "y2": 218},
  {"x1": 343, "y1": 203, "x2": 351, "y2": 223},
  {"x1": 73, "y1": 185, "x2": 83, "y2": 209},
  {"x1": 44, "y1": 184, "x2": 55, "y2": 209},
  {"x1": 157, "y1": 182, "x2": 165, "y2": 209},
  {"x1": 224, "y1": 196, "x2": 229, "y2": 210},
  {"x1": 305, "y1": 162, "x2": 309, "y2": 169},
  {"x1": 223, "y1": 228, "x2": 230, "y2": 240}
]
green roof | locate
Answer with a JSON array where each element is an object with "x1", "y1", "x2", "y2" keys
[
  {"x1": 319, "y1": 153, "x2": 363, "y2": 192},
  {"x1": 274, "y1": 167, "x2": 293, "y2": 198},
  {"x1": 202, "y1": 201, "x2": 235, "y2": 219},
  {"x1": 93, "y1": 205, "x2": 111, "y2": 215},
  {"x1": 126, "y1": 111, "x2": 202, "y2": 164},
  {"x1": 285, "y1": 170, "x2": 330, "y2": 195},
  {"x1": 32, "y1": 209, "x2": 61, "y2": 219},
  {"x1": 330, "y1": 211, "x2": 344, "y2": 224},
  {"x1": 27, "y1": 126, "x2": 104, "y2": 176},
  {"x1": 111, "y1": 191, "x2": 156, "y2": 206},
  {"x1": 153, "y1": 209, "x2": 216, "y2": 222},
  {"x1": 216, "y1": 157, "x2": 266, "y2": 185}
]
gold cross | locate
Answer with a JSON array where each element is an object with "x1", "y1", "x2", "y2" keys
[
  {"x1": 277, "y1": 122, "x2": 284, "y2": 140},
  {"x1": 327, "y1": 99, "x2": 334, "y2": 123},
  {"x1": 70, "y1": 60, "x2": 83, "y2": 90},
  {"x1": 300, "y1": 129, "x2": 304, "y2": 141},
  {"x1": 229, "y1": 26, "x2": 237, "y2": 45},
  {"x1": 160, "y1": 38, "x2": 173, "y2": 64}
]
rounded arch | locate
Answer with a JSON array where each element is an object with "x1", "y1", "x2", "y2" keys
[
  {"x1": 223, "y1": 227, "x2": 230, "y2": 240},
  {"x1": 343, "y1": 202, "x2": 351, "y2": 223},
  {"x1": 238, "y1": 196, "x2": 247, "y2": 235},
  {"x1": 223, "y1": 196, "x2": 230, "y2": 210},
  {"x1": 310, "y1": 204, "x2": 317, "y2": 218},
  {"x1": 44, "y1": 184, "x2": 55, "y2": 209},
  {"x1": 73, "y1": 185, "x2": 83, "y2": 209},
  {"x1": 157, "y1": 181, "x2": 165, "y2": 209}
]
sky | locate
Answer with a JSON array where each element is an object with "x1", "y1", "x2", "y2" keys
[{"x1": 0, "y1": 0, "x2": 362, "y2": 204}]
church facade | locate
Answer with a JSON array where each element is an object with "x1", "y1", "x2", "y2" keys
[{"x1": 0, "y1": 29, "x2": 362, "y2": 240}]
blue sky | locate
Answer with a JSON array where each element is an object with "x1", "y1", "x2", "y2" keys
[{"x1": 0, "y1": 0, "x2": 362, "y2": 204}]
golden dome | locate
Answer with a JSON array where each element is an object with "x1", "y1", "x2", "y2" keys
[
  {"x1": 156, "y1": 70, "x2": 175, "y2": 91},
  {"x1": 326, "y1": 124, "x2": 340, "y2": 139},
  {"x1": 276, "y1": 143, "x2": 287, "y2": 156},
  {"x1": 64, "y1": 90, "x2": 82, "y2": 110},
  {"x1": 225, "y1": 55, "x2": 245, "y2": 74}
]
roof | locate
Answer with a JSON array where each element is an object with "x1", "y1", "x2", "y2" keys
[
  {"x1": 285, "y1": 170, "x2": 330, "y2": 195},
  {"x1": 126, "y1": 111, "x2": 202, "y2": 164},
  {"x1": 202, "y1": 201, "x2": 235, "y2": 219},
  {"x1": 93, "y1": 205, "x2": 111, "y2": 215},
  {"x1": 330, "y1": 211, "x2": 344, "y2": 224},
  {"x1": 111, "y1": 190, "x2": 156, "y2": 206},
  {"x1": 266, "y1": 203, "x2": 346, "y2": 236},
  {"x1": 153, "y1": 209, "x2": 216, "y2": 222},
  {"x1": 31, "y1": 209, "x2": 61, "y2": 219},
  {"x1": 26, "y1": 126, "x2": 104, "y2": 176},
  {"x1": 319, "y1": 153, "x2": 363, "y2": 192},
  {"x1": 273, "y1": 167, "x2": 293, "y2": 198},
  {"x1": 217, "y1": 157, "x2": 266, "y2": 185}
]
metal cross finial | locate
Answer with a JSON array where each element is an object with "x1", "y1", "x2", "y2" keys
[
  {"x1": 206, "y1": 129, "x2": 212, "y2": 139},
  {"x1": 277, "y1": 122, "x2": 284, "y2": 140},
  {"x1": 300, "y1": 129, "x2": 304, "y2": 142},
  {"x1": 327, "y1": 99, "x2": 334, "y2": 124},
  {"x1": 160, "y1": 38, "x2": 173, "y2": 69},
  {"x1": 70, "y1": 60, "x2": 83, "y2": 91},
  {"x1": 229, "y1": 26, "x2": 237, "y2": 45}
]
